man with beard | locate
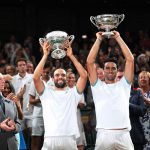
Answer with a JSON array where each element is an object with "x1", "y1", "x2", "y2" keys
[
  {"x1": 86, "y1": 31, "x2": 134, "y2": 150},
  {"x1": 33, "y1": 40, "x2": 87, "y2": 150}
]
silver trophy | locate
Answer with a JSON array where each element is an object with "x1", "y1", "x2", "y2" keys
[
  {"x1": 39, "y1": 31, "x2": 74, "y2": 59},
  {"x1": 90, "y1": 14, "x2": 125, "y2": 38}
]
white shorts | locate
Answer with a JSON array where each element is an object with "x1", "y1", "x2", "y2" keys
[
  {"x1": 21, "y1": 117, "x2": 32, "y2": 130},
  {"x1": 42, "y1": 136, "x2": 78, "y2": 150},
  {"x1": 95, "y1": 129, "x2": 134, "y2": 150},
  {"x1": 76, "y1": 131, "x2": 87, "y2": 146},
  {"x1": 32, "y1": 117, "x2": 44, "y2": 136}
]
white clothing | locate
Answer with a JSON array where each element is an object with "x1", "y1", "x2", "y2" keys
[
  {"x1": 11, "y1": 73, "x2": 33, "y2": 117},
  {"x1": 91, "y1": 76, "x2": 131, "y2": 130},
  {"x1": 42, "y1": 136, "x2": 78, "y2": 150},
  {"x1": 15, "y1": 133, "x2": 20, "y2": 150},
  {"x1": 95, "y1": 129, "x2": 134, "y2": 150},
  {"x1": 29, "y1": 81, "x2": 44, "y2": 136},
  {"x1": 29, "y1": 78, "x2": 53, "y2": 119},
  {"x1": 40, "y1": 86, "x2": 82, "y2": 138},
  {"x1": 76, "y1": 93, "x2": 87, "y2": 146},
  {"x1": 29, "y1": 81, "x2": 42, "y2": 118},
  {"x1": 76, "y1": 108, "x2": 87, "y2": 146},
  {"x1": 32, "y1": 117, "x2": 44, "y2": 136},
  {"x1": 20, "y1": 118, "x2": 32, "y2": 130}
]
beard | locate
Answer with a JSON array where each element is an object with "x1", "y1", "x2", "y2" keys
[
  {"x1": 54, "y1": 81, "x2": 66, "y2": 88},
  {"x1": 105, "y1": 75, "x2": 116, "y2": 82}
]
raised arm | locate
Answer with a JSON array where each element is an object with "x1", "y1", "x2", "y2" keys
[
  {"x1": 33, "y1": 41, "x2": 51, "y2": 95},
  {"x1": 112, "y1": 31, "x2": 134, "y2": 83},
  {"x1": 86, "y1": 32, "x2": 104, "y2": 85},
  {"x1": 66, "y1": 44, "x2": 87, "y2": 93}
]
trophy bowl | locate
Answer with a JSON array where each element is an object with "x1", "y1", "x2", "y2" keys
[
  {"x1": 90, "y1": 14, "x2": 125, "y2": 38},
  {"x1": 39, "y1": 31, "x2": 75, "y2": 59}
]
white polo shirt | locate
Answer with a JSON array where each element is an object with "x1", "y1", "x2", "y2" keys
[
  {"x1": 40, "y1": 86, "x2": 83, "y2": 138},
  {"x1": 11, "y1": 73, "x2": 33, "y2": 117},
  {"x1": 91, "y1": 76, "x2": 131, "y2": 130}
]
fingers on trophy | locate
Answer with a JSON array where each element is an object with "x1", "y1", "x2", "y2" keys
[
  {"x1": 39, "y1": 31, "x2": 75, "y2": 59},
  {"x1": 90, "y1": 14, "x2": 125, "y2": 38}
]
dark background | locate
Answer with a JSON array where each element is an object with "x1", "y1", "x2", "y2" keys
[{"x1": 0, "y1": 0, "x2": 150, "y2": 42}]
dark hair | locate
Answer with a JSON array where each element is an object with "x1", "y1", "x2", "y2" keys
[
  {"x1": 104, "y1": 58, "x2": 118, "y2": 68},
  {"x1": 43, "y1": 61, "x2": 51, "y2": 69},
  {"x1": 51, "y1": 67, "x2": 65, "y2": 78},
  {"x1": 15, "y1": 58, "x2": 27, "y2": 66},
  {"x1": 5, "y1": 81, "x2": 15, "y2": 93}
]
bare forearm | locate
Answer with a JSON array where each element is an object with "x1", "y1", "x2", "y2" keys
[
  {"x1": 116, "y1": 36, "x2": 134, "y2": 61},
  {"x1": 30, "y1": 99, "x2": 41, "y2": 105},
  {"x1": 116, "y1": 35, "x2": 134, "y2": 83},
  {"x1": 15, "y1": 103, "x2": 23, "y2": 120},
  {"x1": 87, "y1": 38, "x2": 102, "y2": 64},
  {"x1": 69, "y1": 55, "x2": 87, "y2": 78},
  {"x1": 33, "y1": 55, "x2": 48, "y2": 80}
]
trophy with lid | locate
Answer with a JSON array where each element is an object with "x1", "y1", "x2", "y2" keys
[
  {"x1": 90, "y1": 14, "x2": 125, "y2": 38},
  {"x1": 39, "y1": 31, "x2": 75, "y2": 59}
]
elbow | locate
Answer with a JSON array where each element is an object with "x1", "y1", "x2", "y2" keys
[
  {"x1": 80, "y1": 70, "x2": 88, "y2": 82},
  {"x1": 33, "y1": 76, "x2": 39, "y2": 83},
  {"x1": 83, "y1": 70, "x2": 88, "y2": 79},
  {"x1": 127, "y1": 55, "x2": 134, "y2": 62},
  {"x1": 86, "y1": 54, "x2": 95, "y2": 65},
  {"x1": 86, "y1": 59, "x2": 94, "y2": 65},
  {"x1": 19, "y1": 114, "x2": 24, "y2": 120}
]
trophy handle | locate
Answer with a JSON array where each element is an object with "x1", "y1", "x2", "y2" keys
[
  {"x1": 116, "y1": 14, "x2": 125, "y2": 27},
  {"x1": 39, "y1": 38, "x2": 46, "y2": 46},
  {"x1": 68, "y1": 35, "x2": 75, "y2": 44},
  {"x1": 90, "y1": 16, "x2": 99, "y2": 28}
]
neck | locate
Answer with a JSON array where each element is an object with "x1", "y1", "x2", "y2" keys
[
  {"x1": 68, "y1": 85, "x2": 74, "y2": 88},
  {"x1": 19, "y1": 72, "x2": 26, "y2": 78},
  {"x1": 105, "y1": 79, "x2": 115, "y2": 84},
  {"x1": 54, "y1": 86, "x2": 67, "y2": 91},
  {"x1": 42, "y1": 77, "x2": 50, "y2": 83}
]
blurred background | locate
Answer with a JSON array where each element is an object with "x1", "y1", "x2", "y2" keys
[{"x1": 0, "y1": 0, "x2": 150, "y2": 41}]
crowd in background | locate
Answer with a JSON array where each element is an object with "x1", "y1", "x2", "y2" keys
[{"x1": 0, "y1": 29, "x2": 150, "y2": 150}]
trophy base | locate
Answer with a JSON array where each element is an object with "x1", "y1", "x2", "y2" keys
[
  {"x1": 51, "y1": 49, "x2": 66, "y2": 59},
  {"x1": 102, "y1": 32, "x2": 114, "y2": 38}
]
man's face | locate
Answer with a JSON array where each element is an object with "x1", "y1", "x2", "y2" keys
[
  {"x1": 67, "y1": 73, "x2": 76, "y2": 88},
  {"x1": 138, "y1": 72, "x2": 149, "y2": 88},
  {"x1": 53, "y1": 69, "x2": 66, "y2": 88},
  {"x1": 42, "y1": 68, "x2": 50, "y2": 81},
  {"x1": 96, "y1": 68, "x2": 105, "y2": 81},
  {"x1": 104, "y1": 62, "x2": 117, "y2": 82},
  {"x1": 17, "y1": 61, "x2": 27, "y2": 73},
  {"x1": 5, "y1": 65, "x2": 15, "y2": 76},
  {"x1": 27, "y1": 63, "x2": 34, "y2": 74}
]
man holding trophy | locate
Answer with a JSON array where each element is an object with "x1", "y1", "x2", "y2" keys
[
  {"x1": 33, "y1": 32, "x2": 87, "y2": 150},
  {"x1": 87, "y1": 16, "x2": 134, "y2": 149}
]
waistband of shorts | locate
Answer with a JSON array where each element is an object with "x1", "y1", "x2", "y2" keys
[{"x1": 97, "y1": 128, "x2": 129, "y2": 133}]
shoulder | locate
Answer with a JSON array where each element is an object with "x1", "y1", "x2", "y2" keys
[{"x1": 4, "y1": 98, "x2": 16, "y2": 109}]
